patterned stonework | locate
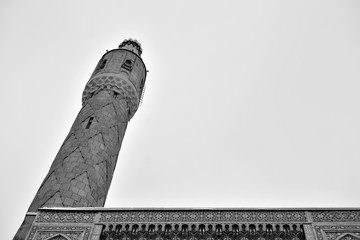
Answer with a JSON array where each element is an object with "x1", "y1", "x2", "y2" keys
[
  {"x1": 98, "y1": 223, "x2": 304, "y2": 240},
  {"x1": 99, "y1": 211, "x2": 307, "y2": 223},
  {"x1": 326, "y1": 233, "x2": 360, "y2": 240},
  {"x1": 314, "y1": 225, "x2": 360, "y2": 240},
  {"x1": 26, "y1": 226, "x2": 91, "y2": 240},
  {"x1": 82, "y1": 74, "x2": 140, "y2": 118},
  {"x1": 45, "y1": 236, "x2": 69, "y2": 240},
  {"x1": 36, "y1": 211, "x2": 96, "y2": 223},
  {"x1": 312, "y1": 211, "x2": 360, "y2": 222},
  {"x1": 23, "y1": 41, "x2": 146, "y2": 216},
  {"x1": 28, "y1": 89, "x2": 130, "y2": 211},
  {"x1": 21, "y1": 209, "x2": 360, "y2": 240}
]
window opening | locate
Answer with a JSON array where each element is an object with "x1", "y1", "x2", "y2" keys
[
  {"x1": 86, "y1": 116, "x2": 94, "y2": 129},
  {"x1": 95, "y1": 59, "x2": 107, "y2": 73},
  {"x1": 122, "y1": 59, "x2": 133, "y2": 71},
  {"x1": 99, "y1": 59, "x2": 107, "y2": 69}
]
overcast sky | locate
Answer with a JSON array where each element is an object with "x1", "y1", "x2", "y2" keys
[{"x1": 1, "y1": 0, "x2": 360, "y2": 239}]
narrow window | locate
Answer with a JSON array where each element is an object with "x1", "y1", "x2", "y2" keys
[{"x1": 86, "y1": 116, "x2": 94, "y2": 129}]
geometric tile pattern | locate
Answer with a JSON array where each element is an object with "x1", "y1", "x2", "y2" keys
[
  {"x1": 82, "y1": 74, "x2": 140, "y2": 119},
  {"x1": 99, "y1": 223, "x2": 305, "y2": 240},
  {"x1": 36, "y1": 211, "x2": 96, "y2": 223},
  {"x1": 26, "y1": 226, "x2": 91, "y2": 240},
  {"x1": 312, "y1": 211, "x2": 360, "y2": 222},
  {"x1": 314, "y1": 225, "x2": 360, "y2": 240},
  {"x1": 33, "y1": 210, "x2": 360, "y2": 224},
  {"x1": 326, "y1": 233, "x2": 360, "y2": 240},
  {"x1": 99, "y1": 211, "x2": 307, "y2": 223},
  {"x1": 28, "y1": 89, "x2": 130, "y2": 211},
  {"x1": 24, "y1": 209, "x2": 360, "y2": 240}
]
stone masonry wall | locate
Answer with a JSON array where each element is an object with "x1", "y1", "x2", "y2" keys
[{"x1": 28, "y1": 89, "x2": 129, "y2": 211}]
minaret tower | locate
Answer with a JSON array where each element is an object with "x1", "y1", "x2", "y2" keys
[{"x1": 15, "y1": 39, "x2": 147, "y2": 239}]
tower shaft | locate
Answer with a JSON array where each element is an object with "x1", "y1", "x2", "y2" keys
[
  {"x1": 15, "y1": 39, "x2": 146, "y2": 240},
  {"x1": 28, "y1": 39, "x2": 146, "y2": 211},
  {"x1": 29, "y1": 90, "x2": 129, "y2": 211}
]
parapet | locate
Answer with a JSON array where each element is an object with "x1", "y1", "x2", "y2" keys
[{"x1": 119, "y1": 38, "x2": 143, "y2": 56}]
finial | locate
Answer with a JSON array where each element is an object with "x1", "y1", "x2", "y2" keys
[{"x1": 119, "y1": 38, "x2": 143, "y2": 56}]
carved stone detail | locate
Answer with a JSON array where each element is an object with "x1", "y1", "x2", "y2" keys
[
  {"x1": 312, "y1": 211, "x2": 360, "y2": 222},
  {"x1": 327, "y1": 233, "x2": 360, "y2": 240},
  {"x1": 314, "y1": 225, "x2": 360, "y2": 240},
  {"x1": 46, "y1": 235, "x2": 69, "y2": 240},
  {"x1": 82, "y1": 74, "x2": 140, "y2": 118},
  {"x1": 99, "y1": 211, "x2": 307, "y2": 223},
  {"x1": 36, "y1": 211, "x2": 96, "y2": 223},
  {"x1": 26, "y1": 226, "x2": 91, "y2": 240},
  {"x1": 98, "y1": 223, "x2": 304, "y2": 240},
  {"x1": 39, "y1": 233, "x2": 78, "y2": 240}
]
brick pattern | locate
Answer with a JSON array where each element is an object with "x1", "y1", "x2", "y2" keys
[{"x1": 29, "y1": 89, "x2": 129, "y2": 211}]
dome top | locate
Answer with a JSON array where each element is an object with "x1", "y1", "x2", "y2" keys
[{"x1": 119, "y1": 38, "x2": 143, "y2": 56}]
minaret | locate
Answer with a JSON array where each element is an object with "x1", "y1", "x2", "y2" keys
[{"x1": 14, "y1": 39, "x2": 147, "y2": 239}]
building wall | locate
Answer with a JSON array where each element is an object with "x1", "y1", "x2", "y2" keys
[{"x1": 24, "y1": 209, "x2": 360, "y2": 240}]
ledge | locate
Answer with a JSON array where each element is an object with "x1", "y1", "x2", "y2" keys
[{"x1": 38, "y1": 207, "x2": 360, "y2": 212}]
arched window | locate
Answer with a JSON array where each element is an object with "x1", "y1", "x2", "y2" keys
[{"x1": 122, "y1": 59, "x2": 133, "y2": 71}]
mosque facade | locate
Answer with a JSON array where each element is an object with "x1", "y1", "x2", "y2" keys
[{"x1": 14, "y1": 40, "x2": 360, "y2": 240}]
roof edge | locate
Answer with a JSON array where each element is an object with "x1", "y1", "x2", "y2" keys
[{"x1": 38, "y1": 207, "x2": 360, "y2": 212}]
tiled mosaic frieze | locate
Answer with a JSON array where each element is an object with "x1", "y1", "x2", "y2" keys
[
  {"x1": 26, "y1": 226, "x2": 91, "y2": 240},
  {"x1": 33, "y1": 210, "x2": 360, "y2": 225},
  {"x1": 312, "y1": 211, "x2": 360, "y2": 222},
  {"x1": 314, "y1": 225, "x2": 360, "y2": 240},
  {"x1": 25, "y1": 210, "x2": 360, "y2": 240},
  {"x1": 99, "y1": 223, "x2": 305, "y2": 240},
  {"x1": 99, "y1": 211, "x2": 307, "y2": 223},
  {"x1": 36, "y1": 211, "x2": 96, "y2": 223}
]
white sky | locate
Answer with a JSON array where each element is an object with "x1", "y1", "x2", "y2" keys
[{"x1": 1, "y1": 0, "x2": 360, "y2": 239}]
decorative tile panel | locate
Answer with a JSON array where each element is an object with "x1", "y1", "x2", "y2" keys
[
  {"x1": 36, "y1": 211, "x2": 96, "y2": 223},
  {"x1": 26, "y1": 226, "x2": 91, "y2": 240},
  {"x1": 312, "y1": 211, "x2": 360, "y2": 222},
  {"x1": 99, "y1": 211, "x2": 307, "y2": 223},
  {"x1": 314, "y1": 225, "x2": 360, "y2": 240}
]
